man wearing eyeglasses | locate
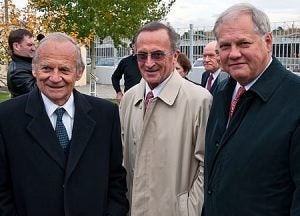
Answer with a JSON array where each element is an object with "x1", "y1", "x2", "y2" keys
[
  {"x1": 119, "y1": 22, "x2": 212, "y2": 216},
  {"x1": 200, "y1": 41, "x2": 229, "y2": 96}
]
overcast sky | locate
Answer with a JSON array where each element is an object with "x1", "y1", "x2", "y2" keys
[
  {"x1": 13, "y1": 0, "x2": 300, "y2": 29},
  {"x1": 166, "y1": 0, "x2": 300, "y2": 28}
]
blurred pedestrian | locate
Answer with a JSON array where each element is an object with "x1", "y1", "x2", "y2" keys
[
  {"x1": 111, "y1": 37, "x2": 142, "y2": 102},
  {"x1": 201, "y1": 41, "x2": 228, "y2": 95},
  {"x1": 7, "y1": 28, "x2": 36, "y2": 97}
]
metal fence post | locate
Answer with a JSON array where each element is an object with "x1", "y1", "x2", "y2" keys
[{"x1": 189, "y1": 24, "x2": 194, "y2": 63}]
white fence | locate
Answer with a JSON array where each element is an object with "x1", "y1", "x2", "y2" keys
[{"x1": 91, "y1": 21, "x2": 300, "y2": 75}]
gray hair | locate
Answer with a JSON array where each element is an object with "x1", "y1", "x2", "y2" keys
[
  {"x1": 32, "y1": 32, "x2": 85, "y2": 71},
  {"x1": 136, "y1": 21, "x2": 179, "y2": 51},
  {"x1": 213, "y1": 3, "x2": 271, "y2": 40}
]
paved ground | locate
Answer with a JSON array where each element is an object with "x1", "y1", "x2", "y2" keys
[{"x1": 75, "y1": 83, "x2": 119, "y2": 99}]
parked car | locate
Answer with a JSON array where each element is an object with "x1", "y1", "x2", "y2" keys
[{"x1": 186, "y1": 58, "x2": 205, "y2": 84}]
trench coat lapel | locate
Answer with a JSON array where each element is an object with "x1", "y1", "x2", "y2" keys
[
  {"x1": 65, "y1": 91, "x2": 96, "y2": 182},
  {"x1": 26, "y1": 88, "x2": 66, "y2": 170}
]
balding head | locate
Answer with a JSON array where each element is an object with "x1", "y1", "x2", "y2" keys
[{"x1": 203, "y1": 41, "x2": 220, "y2": 73}]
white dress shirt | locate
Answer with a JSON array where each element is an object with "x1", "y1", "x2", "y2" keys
[{"x1": 41, "y1": 93, "x2": 75, "y2": 140}]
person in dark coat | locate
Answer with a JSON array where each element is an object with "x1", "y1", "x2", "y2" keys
[
  {"x1": 200, "y1": 41, "x2": 228, "y2": 96},
  {"x1": 0, "y1": 32, "x2": 129, "y2": 216},
  {"x1": 7, "y1": 28, "x2": 36, "y2": 97},
  {"x1": 111, "y1": 37, "x2": 142, "y2": 102},
  {"x1": 203, "y1": 3, "x2": 300, "y2": 216}
]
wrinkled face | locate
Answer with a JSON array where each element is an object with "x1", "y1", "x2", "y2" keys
[
  {"x1": 175, "y1": 61, "x2": 186, "y2": 77},
  {"x1": 217, "y1": 14, "x2": 272, "y2": 85},
  {"x1": 13, "y1": 35, "x2": 35, "y2": 58},
  {"x1": 32, "y1": 40, "x2": 83, "y2": 106},
  {"x1": 203, "y1": 42, "x2": 220, "y2": 73},
  {"x1": 135, "y1": 29, "x2": 178, "y2": 89}
]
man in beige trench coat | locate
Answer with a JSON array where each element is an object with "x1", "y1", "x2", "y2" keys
[{"x1": 120, "y1": 21, "x2": 212, "y2": 216}]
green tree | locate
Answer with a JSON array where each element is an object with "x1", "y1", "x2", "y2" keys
[
  {"x1": 0, "y1": 0, "x2": 41, "y2": 65},
  {"x1": 29, "y1": 0, "x2": 176, "y2": 81},
  {"x1": 29, "y1": 0, "x2": 176, "y2": 44}
]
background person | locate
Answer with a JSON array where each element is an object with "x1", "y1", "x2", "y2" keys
[
  {"x1": 7, "y1": 28, "x2": 36, "y2": 97},
  {"x1": 201, "y1": 41, "x2": 228, "y2": 95},
  {"x1": 111, "y1": 37, "x2": 142, "y2": 102},
  {"x1": 203, "y1": 3, "x2": 300, "y2": 215},
  {"x1": 37, "y1": 33, "x2": 45, "y2": 42},
  {"x1": 175, "y1": 53, "x2": 191, "y2": 77},
  {"x1": 0, "y1": 32, "x2": 129, "y2": 215},
  {"x1": 120, "y1": 21, "x2": 212, "y2": 216},
  {"x1": 176, "y1": 53, "x2": 200, "y2": 85}
]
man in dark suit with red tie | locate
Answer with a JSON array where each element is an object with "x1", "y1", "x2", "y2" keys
[
  {"x1": 203, "y1": 3, "x2": 300, "y2": 216},
  {"x1": 0, "y1": 33, "x2": 128, "y2": 215},
  {"x1": 201, "y1": 41, "x2": 228, "y2": 96}
]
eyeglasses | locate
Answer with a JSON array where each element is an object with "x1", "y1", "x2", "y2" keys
[{"x1": 135, "y1": 51, "x2": 173, "y2": 62}]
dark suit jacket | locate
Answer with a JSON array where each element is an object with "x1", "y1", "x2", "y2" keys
[
  {"x1": 203, "y1": 57, "x2": 300, "y2": 215},
  {"x1": 0, "y1": 88, "x2": 129, "y2": 216},
  {"x1": 111, "y1": 55, "x2": 141, "y2": 93},
  {"x1": 201, "y1": 70, "x2": 229, "y2": 96}
]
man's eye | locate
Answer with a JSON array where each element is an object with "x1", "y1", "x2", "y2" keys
[
  {"x1": 136, "y1": 53, "x2": 148, "y2": 60},
  {"x1": 240, "y1": 42, "x2": 251, "y2": 47},
  {"x1": 152, "y1": 52, "x2": 165, "y2": 60},
  {"x1": 219, "y1": 44, "x2": 230, "y2": 50},
  {"x1": 41, "y1": 66, "x2": 51, "y2": 71}
]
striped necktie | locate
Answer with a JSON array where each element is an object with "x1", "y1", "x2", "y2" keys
[{"x1": 229, "y1": 86, "x2": 246, "y2": 118}]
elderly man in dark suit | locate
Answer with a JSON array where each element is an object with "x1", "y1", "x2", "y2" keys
[
  {"x1": 0, "y1": 33, "x2": 129, "y2": 215},
  {"x1": 201, "y1": 41, "x2": 228, "y2": 96},
  {"x1": 203, "y1": 3, "x2": 300, "y2": 216}
]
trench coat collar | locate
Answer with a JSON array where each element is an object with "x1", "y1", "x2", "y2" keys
[{"x1": 133, "y1": 70, "x2": 182, "y2": 107}]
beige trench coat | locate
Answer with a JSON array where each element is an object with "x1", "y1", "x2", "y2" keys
[{"x1": 120, "y1": 71, "x2": 212, "y2": 216}]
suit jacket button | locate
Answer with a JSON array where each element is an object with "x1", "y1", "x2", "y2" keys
[
  {"x1": 215, "y1": 142, "x2": 220, "y2": 148},
  {"x1": 208, "y1": 190, "x2": 212, "y2": 195}
]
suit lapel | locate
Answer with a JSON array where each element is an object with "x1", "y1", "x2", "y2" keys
[
  {"x1": 26, "y1": 88, "x2": 66, "y2": 170},
  {"x1": 200, "y1": 71, "x2": 208, "y2": 87},
  {"x1": 65, "y1": 91, "x2": 96, "y2": 182},
  {"x1": 210, "y1": 75, "x2": 219, "y2": 93}
]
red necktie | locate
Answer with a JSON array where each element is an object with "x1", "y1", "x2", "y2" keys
[
  {"x1": 144, "y1": 91, "x2": 154, "y2": 112},
  {"x1": 206, "y1": 74, "x2": 214, "y2": 91},
  {"x1": 229, "y1": 86, "x2": 246, "y2": 117}
]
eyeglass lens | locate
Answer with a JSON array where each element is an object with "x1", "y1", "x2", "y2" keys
[{"x1": 136, "y1": 51, "x2": 167, "y2": 62}]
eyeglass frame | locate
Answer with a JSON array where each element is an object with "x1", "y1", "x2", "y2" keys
[{"x1": 135, "y1": 50, "x2": 174, "y2": 62}]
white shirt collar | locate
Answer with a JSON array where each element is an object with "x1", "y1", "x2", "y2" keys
[
  {"x1": 41, "y1": 93, "x2": 75, "y2": 119},
  {"x1": 211, "y1": 69, "x2": 221, "y2": 80},
  {"x1": 145, "y1": 72, "x2": 173, "y2": 98}
]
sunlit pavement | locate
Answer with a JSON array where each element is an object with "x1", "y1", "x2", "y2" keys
[{"x1": 75, "y1": 84, "x2": 118, "y2": 99}]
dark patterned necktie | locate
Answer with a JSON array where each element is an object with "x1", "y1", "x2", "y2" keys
[
  {"x1": 229, "y1": 86, "x2": 246, "y2": 117},
  {"x1": 144, "y1": 91, "x2": 154, "y2": 112},
  {"x1": 55, "y1": 108, "x2": 69, "y2": 153},
  {"x1": 206, "y1": 74, "x2": 214, "y2": 91}
]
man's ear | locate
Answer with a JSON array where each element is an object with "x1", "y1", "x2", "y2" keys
[
  {"x1": 76, "y1": 66, "x2": 85, "y2": 81},
  {"x1": 173, "y1": 49, "x2": 180, "y2": 64},
  {"x1": 12, "y1": 42, "x2": 20, "y2": 53},
  {"x1": 32, "y1": 64, "x2": 37, "y2": 77}
]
